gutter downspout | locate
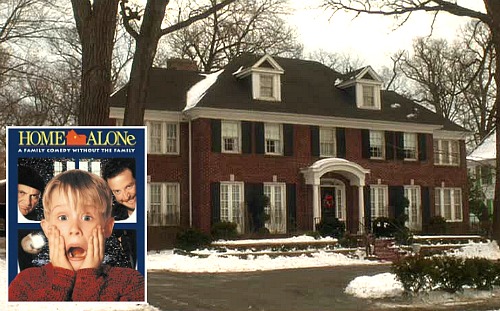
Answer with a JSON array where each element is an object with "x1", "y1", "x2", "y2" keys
[{"x1": 188, "y1": 118, "x2": 193, "y2": 227}]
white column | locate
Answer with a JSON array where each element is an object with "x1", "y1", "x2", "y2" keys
[
  {"x1": 312, "y1": 184, "x2": 320, "y2": 231},
  {"x1": 358, "y1": 186, "x2": 365, "y2": 234}
]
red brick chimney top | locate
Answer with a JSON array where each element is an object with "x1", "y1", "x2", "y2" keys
[{"x1": 167, "y1": 58, "x2": 198, "y2": 71}]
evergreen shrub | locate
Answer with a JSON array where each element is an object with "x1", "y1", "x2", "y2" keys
[
  {"x1": 174, "y1": 228, "x2": 212, "y2": 251},
  {"x1": 211, "y1": 221, "x2": 238, "y2": 240}
]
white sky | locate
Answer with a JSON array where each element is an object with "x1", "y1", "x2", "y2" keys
[
  {"x1": 289, "y1": 0, "x2": 486, "y2": 70},
  {"x1": 3, "y1": 236, "x2": 500, "y2": 310}
]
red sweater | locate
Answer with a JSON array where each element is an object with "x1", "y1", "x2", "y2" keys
[{"x1": 9, "y1": 263, "x2": 145, "y2": 301}]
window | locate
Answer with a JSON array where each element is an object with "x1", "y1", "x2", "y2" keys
[
  {"x1": 264, "y1": 183, "x2": 286, "y2": 234},
  {"x1": 404, "y1": 133, "x2": 418, "y2": 160},
  {"x1": 265, "y1": 123, "x2": 283, "y2": 155},
  {"x1": 78, "y1": 159, "x2": 101, "y2": 175},
  {"x1": 404, "y1": 186, "x2": 421, "y2": 230},
  {"x1": 435, "y1": 187, "x2": 463, "y2": 222},
  {"x1": 320, "y1": 127, "x2": 336, "y2": 157},
  {"x1": 148, "y1": 183, "x2": 180, "y2": 226},
  {"x1": 477, "y1": 166, "x2": 493, "y2": 186},
  {"x1": 221, "y1": 120, "x2": 241, "y2": 153},
  {"x1": 369, "y1": 130, "x2": 384, "y2": 159},
  {"x1": 220, "y1": 182, "x2": 244, "y2": 232},
  {"x1": 362, "y1": 85, "x2": 375, "y2": 107},
  {"x1": 146, "y1": 121, "x2": 179, "y2": 154},
  {"x1": 433, "y1": 139, "x2": 459, "y2": 166},
  {"x1": 260, "y1": 74, "x2": 274, "y2": 98},
  {"x1": 370, "y1": 185, "x2": 388, "y2": 220}
]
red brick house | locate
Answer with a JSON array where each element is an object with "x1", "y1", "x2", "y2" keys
[{"x1": 110, "y1": 54, "x2": 469, "y2": 249}]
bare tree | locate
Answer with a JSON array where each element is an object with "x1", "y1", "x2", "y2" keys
[
  {"x1": 158, "y1": 0, "x2": 302, "y2": 73},
  {"x1": 322, "y1": 0, "x2": 500, "y2": 241},
  {"x1": 307, "y1": 49, "x2": 365, "y2": 74},
  {"x1": 119, "y1": 0, "x2": 239, "y2": 125}
]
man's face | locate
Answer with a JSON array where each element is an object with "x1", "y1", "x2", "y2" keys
[
  {"x1": 41, "y1": 192, "x2": 113, "y2": 271},
  {"x1": 18, "y1": 184, "x2": 41, "y2": 216},
  {"x1": 106, "y1": 169, "x2": 136, "y2": 210}
]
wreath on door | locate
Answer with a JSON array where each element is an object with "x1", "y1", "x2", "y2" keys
[{"x1": 323, "y1": 194, "x2": 334, "y2": 209}]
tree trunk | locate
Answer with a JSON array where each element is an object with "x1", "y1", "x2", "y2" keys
[
  {"x1": 73, "y1": 0, "x2": 119, "y2": 126},
  {"x1": 123, "y1": 0, "x2": 167, "y2": 126},
  {"x1": 485, "y1": 0, "x2": 500, "y2": 242}
]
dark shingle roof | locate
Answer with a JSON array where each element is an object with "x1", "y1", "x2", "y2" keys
[{"x1": 110, "y1": 54, "x2": 465, "y2": 132}]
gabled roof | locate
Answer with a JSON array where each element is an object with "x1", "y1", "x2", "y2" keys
[
  {"x1": 337, "y1": 65, "x2": 383, "y2": 88},
  {"x1": 109, "y1": 53, "x2": 466, "y2": 132}
]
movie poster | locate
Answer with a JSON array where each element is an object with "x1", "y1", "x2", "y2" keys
[{"x1": 6, "y1": 126, "x2": 147, "y2": 303}]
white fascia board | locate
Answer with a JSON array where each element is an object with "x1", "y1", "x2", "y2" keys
[
  {"x1": 184, "y1": 107, "x2": 442, "y2": 133},
  {"x1": 253, "y1": 54, "x2": 284, "y2": 72},
  {"x1": 433, "y1": 130, "x2": 469, "y2": 140},
  {"x1": 110, "y1": 107, "x2": 186, "y2": 122}
]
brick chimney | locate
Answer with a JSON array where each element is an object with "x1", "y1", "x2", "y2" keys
[{"x1": 167, "y1": 58, "x2": 198, "y2": 71}]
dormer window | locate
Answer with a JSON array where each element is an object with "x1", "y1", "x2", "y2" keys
[
  {"x1": 362, "y1": 85, "x2": 375, "y2": 107},
  {"x1": 337, "y1": 66, "x2": 383, "y2": 110},
  {"x1": 233, "y1": 54, "x2": 284, "y2": 102},
  {"x1": 259, "y1": 74, "x2": 274, "y2": 99}
]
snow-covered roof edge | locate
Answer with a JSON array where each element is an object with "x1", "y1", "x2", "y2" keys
[
  {"x1": 184, "y1": 69, "x2": 224, "y2": 111},
  {"x1": 467, "y1": 129, "x2": 496, "y2": 162}
]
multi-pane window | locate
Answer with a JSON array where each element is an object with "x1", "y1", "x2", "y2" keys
[
  {"x1": 404, "y1": 186, "x2": 421, "y2": 230},
  {"x1": 404, "y1": 133, "x2": 418, "y2": 160},
  {"x1": 222, "y1": 120, "x2": 241, "y2": 153},
  {"x1": 370, "y1": 185, "x2": 388, "y2": 220},
  {"x1": 369, "y1": 130, "x2": 384, "y2": 159},
  {"x1": 265, "y1": 123, "x2": 282, "y2": 155},
  {"x1": 264, "y1": 183, "x2": 286, "y2": 234},
  {"x1": 476, "y1": 166, "x2": 494, "y2": 186},
  {"x1": 260, "y1": 74, "x2": 274, "y2": 98},
  {"x1": 148, "y1": 183, "x2": 180, "y2": 226},
  {"x1": 78, "y1": 160, "x2": 101, "y2": 175},
  {"x1": 320, "y1": 127, "x2": 336, "y2": 157},
  {"x1": 435, "y1": 187, "x2": 463, "y2": 222},
  {"x1": 220, "y1": 182, "x2": 244, "y2": 232},
  {"x1": 147, "y1": 121, "x2": 179, "y2": 154},
  {"x1": 362, "y1": 85, "x2": 375, "y2": 107},
  {"x1": 433, "y1": 139, "x2": 459, "y2": 166}
]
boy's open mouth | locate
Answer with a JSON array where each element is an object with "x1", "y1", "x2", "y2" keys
[{"x1": 68, "y1": 247, "x2": 86, "y2": 259}]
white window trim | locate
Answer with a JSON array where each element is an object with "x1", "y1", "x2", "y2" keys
[
  {"x1": 145, "y1": 120, "x2": 180, "y2": 155},
  {"x1": 319, "y1": 127, "x2": 336, "y2": 158},
  {"x1": 404, "y1": 185, "x2": 421, "y2": 230},
  {"x1": 356, "y1": 82, "x2": 381, "y2": 110},
  {"x1": 434, "y1": 139, "x2": 460, "y2": 166},
  {"x1": 147, "y1": 182, "x2": 181, "y2": 226},
  {"x1": 264, "y1": 123, "x2": 283, "y2": 155},
  {"x1": 370, "y1": 185, "x2": 388, "y2": 220},
  {"x1": 264, "y1": 182, "x2": 287, "y2": 234},
  {"x1": 435, "y1": 187, "x2": 463, "y2": 222},
  {"x1": 221, "y1": 120, "x2": 242, "y2": 154},
  {"x1": 220, "y1": 182, "x2": 245, "y2": 233},
  {"x1": 252, "y1": 72, "x2": 281, "y2": 101},
  {"x1": 404, "y1": 132, "x2": 418, "y2": 161},
  {"x1": 369, "y1": 130, "x2": 385, "y2": 160}
]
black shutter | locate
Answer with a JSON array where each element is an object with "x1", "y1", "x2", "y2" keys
[
  {"x1": 395, "y1": 131, "x2": 404, "y2": 160},
  {"x1": 336, "y1": 127, "x2": 346, "y2": 158},
  {"x1": 418, "y1": 133, "x2": 427, "y2": 161},
  {"x1": 287, "y1": 183, "x2": 297, "y2": 233},
  {"x1": 361, "y1": 129, "x2": 370, "y2": 159},
  {"x1": 389, "y1": 186, "x2": 405, "y2": 220},
  {"x1": 255, "y1": 122, "x2": 265, "y2": 154},
  {"x1": 211, "y1": 119, "x2": 221, "y2": 153},
  {"x1": 211, "y1": 182, "x2": 221, "y2": 225},
  {"x1": 385, "y1": 131, "x2": 394, "y2": 160},
  {"x1": 310, "y1": 126, "x2": 320, "y2": 157},
  {"x1": 422, "y1": 187, "x2": 431, "y2": 226},
  {"x1": 364, "y1": 185, "x2": 371, "y2": 231},
  {"x1": 242, "y1": 121, "x2": 252, "y2": 154},
  {"x1": 283, "y1": 124, "x2": 294, "y2": 156}
]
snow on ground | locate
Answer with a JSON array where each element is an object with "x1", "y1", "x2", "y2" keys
[{"x1": 2, "y1": 237, "x2": 500, "y2": 310}]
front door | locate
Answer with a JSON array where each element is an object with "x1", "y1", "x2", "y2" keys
[{"x1": 320, "y1": 179, "x2": 346, "y2": 222}]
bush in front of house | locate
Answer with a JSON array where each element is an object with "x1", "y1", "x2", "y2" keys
[
  {"x1": 392, "y1": 255, "x2": 500, "y2": 294},
  {"x1": 316, "y1": 216, "x2": 345, "y2": 238},
  {"x1": 174, "y1": 228, "x2": 212, "y2": 251},
  {"x1": 428, "y1": 216, "x2": 448, "y2": 234},
  {"x1": 211, "y1": 221, "x2": 238, "y2": 240}
]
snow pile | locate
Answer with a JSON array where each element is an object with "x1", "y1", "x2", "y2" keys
[
  {"x1": 345, "y1": 272, "x2": 403, "y2": 298},
  {"x1": 212, "y1": 234, "x2": 337, "y2": 245},
  {"x1": 148, "y1": 250, "x2": 377, "y2": 273},
  {"x1": 185, "y1": 69, "x2": 224, "y2": 111},
  {"x1": 446, "y1": 240, "x2": 500, "y2": 260}
]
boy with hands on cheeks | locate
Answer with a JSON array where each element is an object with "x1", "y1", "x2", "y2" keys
[{"x1": 9, "y1": 170, "x2": 145, "y2": 301}]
